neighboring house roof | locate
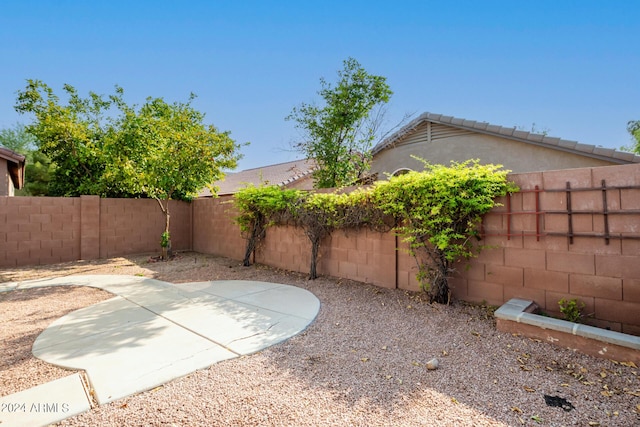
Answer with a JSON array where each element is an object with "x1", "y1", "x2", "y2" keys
[
  {"x1": 372, "y1": 112, "x2": 640, "y2": 164},
  {"x1": 199, "y1": 158, "x2": 317, "y2": 197},
  {"x1": 0, "y1": 146, "x2": 26, "y2": 189}
]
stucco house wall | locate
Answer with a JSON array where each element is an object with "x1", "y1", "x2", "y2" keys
[
  {"x1": 0, "y1": 147, "x2": 26, "y2": 196},
  {"x1": 371, "y1": 113, "x2": 639, "y2": 177},
  {"x1": 0, "y1": 158, "x2": 13, "y2": 196}
]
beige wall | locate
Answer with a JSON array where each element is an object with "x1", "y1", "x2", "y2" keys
[
  {"x1": 371, "y1": 126, "x2": 615, "y2": 176},
  {"x1": 0, "y1": 159, "x2": 12, "y2": 197}
]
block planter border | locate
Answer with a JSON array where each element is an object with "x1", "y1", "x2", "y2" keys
[{"x1": 495, "y1": 298, "x2": 640, "y2": 365}]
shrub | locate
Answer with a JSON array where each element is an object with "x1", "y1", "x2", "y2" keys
[
  {"x1": 234, "y1": 159, "x2": 517, "y2": 301},
  {"x1": 558, "y1": 298, "x2": 585, "y2": 323},
  {"x1": 234, "y1": 184, "x2": 302, "y2": 266},
  {"x1": 371, "y1": 159, "x2": 517, "y2": 303}
]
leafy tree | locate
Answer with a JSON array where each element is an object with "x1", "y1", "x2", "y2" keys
[
  {"x1": 107, "y1": 95, "x2": 241, "y2": 258},
  {"x1": 0, "y1": 123, "x2": 36, "y2": 156},
  {"x1": 15, "y1": 80, "x2": 114, "y2": 196},
  {"x1": 22, "y1": 150, "x2": 54, "y2": 196},
  {"x1": 16, "y1": 80, "x2": 242, "y2": 258},
  {"x1": 625, "y1": 120, "x2": 640, "y2": 154},
  {"x1": 287, "y1": 57, "x2": 392, "y2": 188},
  {"x1": 0, "y1": 122, "x2": 55, "y2": 196}
]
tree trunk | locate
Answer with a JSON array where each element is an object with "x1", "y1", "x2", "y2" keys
[
  {"x1": 309, "y1": 236, "x2": 320, "y2": 280},
  {"x1": 427, "y1": 251, "x2": 450, "y2": 304},
  {"x1": 414, "y1": 243, "x2": 451, "y2": 304},
  {"x1": 157, "y1": 198, "x2": 172, "y2": 260},
  {"x1": 243, "y1": 223, "x2": 258, "y2": 266}
]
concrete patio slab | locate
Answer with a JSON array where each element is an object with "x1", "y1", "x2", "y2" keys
[{"x1": 2, "y1": 275, "x2": 320, "y2": 425}]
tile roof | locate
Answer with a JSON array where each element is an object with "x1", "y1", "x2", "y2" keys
[
  {"x1": 199, "y1": 158, "x2": 317, "y2": 197},
  {"x1": 371, "y1": 112, "x2": 640, "y2": 164},
  {"x1": 0, "y1": 146, "x2": 26, "y2": 164}
]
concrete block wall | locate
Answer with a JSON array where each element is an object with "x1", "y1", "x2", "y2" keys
[
  {"x1": 0, "y1": 196, "x2": 191, "y2": 267},
  {"x1": 256, "y1": 225, "x2": 310, "y2": 273},
  {"x1": 0, "y1": 196, "x2": 81, "y2": 266},
  {"x1": 192, "y1": 197, "x2": 245, "y2": 261},
  {"x1": 191, "y1": 198, "x2": 399, "y2": 287},
  {"x1": 99, "y1": 198, "x2": 192, "y2": 258},
  {"x1": 315, "y1": 228, "x2": 397, "y2": 288},
  {"x1": 450, "y1": 164, "x2": 640, "y2": 335}
]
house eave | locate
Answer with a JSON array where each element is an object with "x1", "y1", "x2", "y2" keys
[{"x1": 371, "y1": 112, "x2": 640, "y2": 165}]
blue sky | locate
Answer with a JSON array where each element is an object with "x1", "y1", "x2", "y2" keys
[{"x1": 1, "y1": 1, "x2": 638, "y2": 170}]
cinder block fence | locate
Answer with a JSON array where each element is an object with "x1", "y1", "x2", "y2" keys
[{"x1": 0, "y1": 196, "x2": 191, "y2": 266}]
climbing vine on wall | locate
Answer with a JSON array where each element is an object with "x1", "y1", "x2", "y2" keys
[
  {"x1": 233, "y1": 184, "x2": 301, "y2": 266},
  {"x1": 234, "y1": 159, "x2": 517, "y2": 302},
  {"x1": 373, "y1": 159, "x2": 518, "y2": 302}
]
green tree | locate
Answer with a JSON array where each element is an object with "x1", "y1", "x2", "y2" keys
[
  {"x1": 0, "y1": 122, "x2": 55, "y2": 196},
  {"x1": 105, "y1": 95, "x2": 241, "y2": 258},
  {"x1": 287, "y1": 57, "x2": 392, "y2": 188},
  {"x1": 22, "y1": 150, "x2": 54, "y2": 196},
  {"x1": 0, "y1": 123, "x2": 36, "y2": 156},
  {"x1": 625, "y1": 120, "x2": 640, "y2": 154},
  {"x1": 15, "y1": 80, "x2": 114, "y2": 196},
  {"x1": 16, "y1": 80, "x2": 242, "y2": 258}
]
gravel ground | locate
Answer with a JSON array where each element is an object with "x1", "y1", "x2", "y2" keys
[{"x1": 1, "y1": 252, "x2": 639, "y2": 426}]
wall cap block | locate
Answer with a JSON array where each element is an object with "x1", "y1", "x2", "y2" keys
[
  {"x1": 494, "y1": 298, "x2": 538, "y2": 317},
  {"x1": 495, "y1": 298, "x2": 640, "y2": 351}
]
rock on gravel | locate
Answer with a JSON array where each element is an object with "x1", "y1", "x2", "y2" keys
[{"x1": 426, "y1": 358, "x2": 439, "y2": 370}]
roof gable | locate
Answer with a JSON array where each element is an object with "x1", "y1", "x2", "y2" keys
[
  {"x1": 199, "y1": 158, "x2": 316, "y2": 197},
  {"x1": 372, "y1": 112, "x2": 640, "y2": 164}
]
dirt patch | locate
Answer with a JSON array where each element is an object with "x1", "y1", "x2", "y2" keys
[{"x1": 0, "y1": 286, "x2": 113, "y2": 396}]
